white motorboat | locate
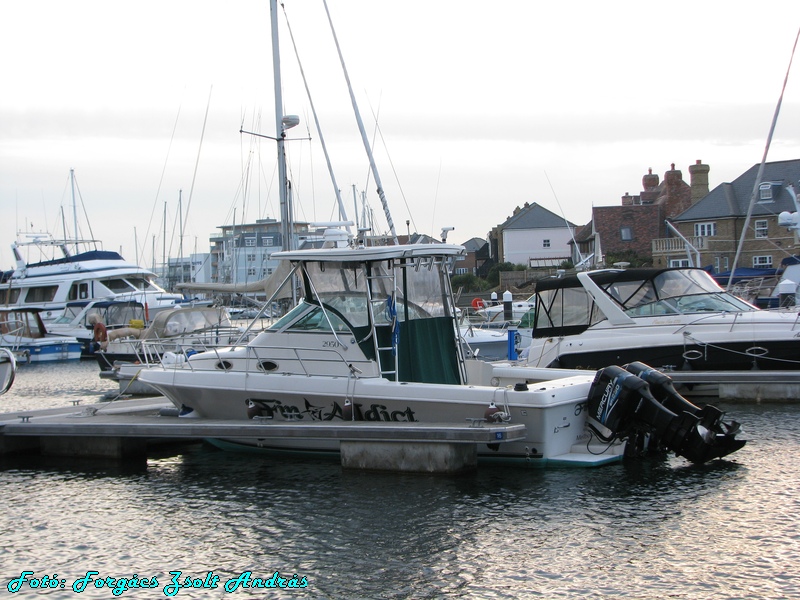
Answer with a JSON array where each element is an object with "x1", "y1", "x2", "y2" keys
[
  {"x1": 0, "y1": 348, "x2": 16, "y2": 395},
  {"x1": 94, "y1": 305, "x2": 242, "y2": 372},
  {"x1": 47, "y1": 299, "x2": 148, "y2": 358},
  {"x1": 521, "y1": 267, "x2": 800, "y2": 371},
  {"x1": 1, "y1": 233, "x2": 183, "y2": 324},
  {"x1": 0, "y1": 308, "x2": 82, "y2": 363},
  {"x1": 137, "y1": 238, "x2": 745, "y2": 466}
]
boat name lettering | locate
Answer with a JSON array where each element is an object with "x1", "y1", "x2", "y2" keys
[
  {"x1": 322, "y1": 340, "x2": 340, "y2": 348},
  {"x1": 248, "y1": 398, "x2": 416, "y2": 422}
]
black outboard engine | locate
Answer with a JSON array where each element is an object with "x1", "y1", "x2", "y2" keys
[{"x1": 586, "y1": 363, "x2": 746, "y2": 463}]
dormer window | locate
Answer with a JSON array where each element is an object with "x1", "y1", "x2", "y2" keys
[{"x1": 759, "y1": 182, "x2": 774, "y2": 202}]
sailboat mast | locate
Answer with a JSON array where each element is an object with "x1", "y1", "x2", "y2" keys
[
  {"x1": 70, "y1": 168, "x2": 78, "y2": 251},
  {"x1": 270, "y1": 0, "x2": 292, "y2": 252}
]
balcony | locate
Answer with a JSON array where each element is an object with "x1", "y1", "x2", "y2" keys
[{"x1": 652, "y1": 237, "x2": 707, "y2": 254}]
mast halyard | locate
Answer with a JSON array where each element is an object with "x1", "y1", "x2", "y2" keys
[{"x1": 322, "y1": 0, "x2": 399, "y2": 245}]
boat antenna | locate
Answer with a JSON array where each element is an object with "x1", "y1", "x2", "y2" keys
[
  {"x1": 728, "y1": 26, "x2": 800, "y2": 291},
  {"x1": 545, "y1": 170, "x2": 583, "y2": 267},
  {"x1": 321, "y1": 0, "x2": 399, "y2": 245}
]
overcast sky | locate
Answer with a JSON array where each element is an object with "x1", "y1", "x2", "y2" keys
[{"x1": 2, "y1": 0, "x2": 800, "y2": 271}]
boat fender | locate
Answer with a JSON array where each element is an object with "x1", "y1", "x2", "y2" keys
[
  {"x1": 246, "y1": 400, "x2": 262, "y2": 419},
  {"x1": 343, "y1": 398, "x2": 353, "y2": 421},
  {"x1": 485, "y1": 401, "x2": 509, "y2": 423},
  {"x1": 161, "y1": 351, "x2": 186, "y2": 365},
  {"x1": 178, "y1": 404, "x2": 198, "y2": 418}
]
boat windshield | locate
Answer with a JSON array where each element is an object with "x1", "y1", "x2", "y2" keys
[
  {"x1": 54, "y1": 305, "x2": 85, "y2": 324},
  {"x1": 604, "y1": 270, "x2": 757, "y2": 315}
]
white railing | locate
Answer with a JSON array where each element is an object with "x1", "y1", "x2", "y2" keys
[{"x1": 652, "y1": 237, "x2": 707, "y2": 253}]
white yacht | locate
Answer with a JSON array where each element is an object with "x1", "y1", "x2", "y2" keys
[
  {"x1": 521, "y1": 267, "x2": 800, "y2": 371},
  {"x1": 1, "y1": 234, "x2": 183, "y2": 324},
  {"x1": 137, "y1": 238, "x2": 745, "y2": 466}
]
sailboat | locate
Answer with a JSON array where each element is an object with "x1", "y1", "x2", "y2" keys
[{"x1": 135, "y1": 1, "x2": 745, "y2": 467}]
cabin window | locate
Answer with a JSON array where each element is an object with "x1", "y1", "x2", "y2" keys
[
  {"x1": 753, "y1": 255, "x2": 773, "y2": 268},
  {"x1": 24, "y1": 286, "x2": 58, "y2": 303},
  {"x1": 68, "y1": 282, "x2": 90, "y2": 300},
  {"x1": 694, "y1": 222, "x2": 716, "y2": 237},
  {"x1": 755, "y1": 220, "x2": 768, "y2": 239},
  {"x1": 2, "y1": 288, "x2": 20, "y2": 304},
  {"x1": 620, "y1": 226, "x2": 633, "y2": 241},
  {"x1": 127, "y1": 277, "x2": 157, "y2": 291}
]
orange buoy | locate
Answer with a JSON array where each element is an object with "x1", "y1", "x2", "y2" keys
[{"x1": 471, "y1": 298, "x2": 486, "y2": 310}]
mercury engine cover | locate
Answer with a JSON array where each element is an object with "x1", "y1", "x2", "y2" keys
[{"x1": 587, "y1": 363, "x2": 746, "y2": 464}]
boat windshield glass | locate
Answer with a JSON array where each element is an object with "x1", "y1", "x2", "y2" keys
[
  {"x1": 293, "y1": 258, "x2": 448, "y2": 329},
  {"x1": 605, "y1": 270, "x2": 757, "y2": 315},
  {"x1": 54, "y1": 305, "x2": 85, "y2": 324},
  {"x1": 126, "y1": 277, "x2": 159, "y2": 291},
  {"x1": 102, "y1": 278, "x2": 136, "y2": 292}
]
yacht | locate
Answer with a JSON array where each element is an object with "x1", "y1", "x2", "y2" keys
[
  {"x1": 521, "y1": 267, "x2": 800, "y2": 371},
  {"x1": 137, "y1": 237, "x2": 745, "y2": 466},
  {"x1": 1, "y1": 234, "x2": 183, "y2": 324}
]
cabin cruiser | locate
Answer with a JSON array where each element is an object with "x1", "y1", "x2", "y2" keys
[
  {"x1": 1, "y1": 234, "x2": 183, "y2": 324},
  {"x1": 521, "y1": 267, "x2": 800, "y2": 371},
  {"x1": 0, "y1": 308, "x2": 82, "y2": 363},
  {"x1": 95, "y1": 305, "x2": 241, "y2": 371},
  {"x1": 137, "y1": 237, "x2": 744, "y2": 466},
  {"x1": 48, "y1": 300, "x2": 148, "y2": 358}
]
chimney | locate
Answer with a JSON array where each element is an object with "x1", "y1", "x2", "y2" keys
[
  {"x1": 688, "y1": 159, "x2": 710, "y2": 204},
  {"x1": 642, "y1": 167, "x2": 659, "y2": 191}
]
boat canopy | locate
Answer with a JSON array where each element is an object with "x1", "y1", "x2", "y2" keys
[
  {"x1": 533, "y1": 268, "x2": 758, "y2": 339},
  {"x1": 269, "y1": 243, "x2": 465, "y2": 385}
]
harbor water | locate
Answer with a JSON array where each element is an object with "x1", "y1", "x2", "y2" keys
[{"x1": 1, "y1": 361, "x2": 799, "y2": 599}]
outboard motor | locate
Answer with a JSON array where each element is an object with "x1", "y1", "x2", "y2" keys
[{"x1": 587, "y1": 363, "x2": 746, "y2": 464}]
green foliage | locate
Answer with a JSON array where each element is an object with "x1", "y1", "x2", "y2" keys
[
  {"x1": 603, "y1": 251, "x2": 650, "y2": 268},
  {"x1": 485, "y1": 262, "x2": 525, "y2": 286},
  {"x1": 450, "y1": 273, "x2": 492, "y2": 293}
]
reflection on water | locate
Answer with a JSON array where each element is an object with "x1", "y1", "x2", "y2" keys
[{"x1": 0, "y1": 365, "x2": 798, "y2": 598}]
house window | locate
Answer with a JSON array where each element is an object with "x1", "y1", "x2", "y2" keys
[
  {"x1": 262, "y1": 236, "x2": 274, "y2": 247},
  {"x1": 245, "y1": 238, "x2": 256, "y2": 247},
  {"x1": 247, "y1": 268, "x2": 257, "y2": 276},
  {"x1": 454, "y1": 267, "x2": 469, "y2": 275},
  {"x1": 694, "y1": 222, "x2": 716, "y2": 237},
  {"x1": 755, "y1": 220, "x2": 768, "y2": 239},
  {"x1": 543, "y1": 239, "x2": 551, "y2": 248},
  {"x1": 753, "y1": 255, "x2": 773, "y2": 268},
  {"x1": 759, "y1": 183, "x2": 773, "y2": 202},
  {"x1": 670, "y1": 259, "x2": 691, "y2": 268},
  {"x1": 620, "y1": 226, "x2": 633, "y2": 241},
  {"x1": 246, "y1": 254, "x2": 256, "y2": 262}
]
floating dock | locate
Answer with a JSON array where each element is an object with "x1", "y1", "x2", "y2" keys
[
  {"x1": 668, "y1": 370, "x2": 800, "y2": 402},
  {"x1": 0, "y1": 398, "x2": 526, "y2": 473}
]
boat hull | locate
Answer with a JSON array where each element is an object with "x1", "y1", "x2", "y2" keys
[{"x1": 139, "y1": 367, "x2": 623, "y2": 466}]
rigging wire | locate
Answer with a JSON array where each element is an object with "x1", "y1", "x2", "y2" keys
[
  {"x1": 728, "y1": 26, "x2": 800, "y2": 290},
  {"x1": 182, "y1": 86, "x2": 213, "y2": 237},
  {"x1": 139, "y1": 96, "x2": 184, "y2": 268}
]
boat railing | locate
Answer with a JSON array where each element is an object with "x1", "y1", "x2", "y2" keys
[
  {"x1": 159, "y1": 346, "x2": 374, "y2": 378},
  {"x1": 0, "y1": 319, "x2": 27, "y2": 351},
  {"x1": 133, "y1": 327, "x2": 255, "y2": 365}
]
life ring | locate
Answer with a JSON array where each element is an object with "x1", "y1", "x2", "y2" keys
[{"x1": 471, "y1": 298, "x2": 486, "y2": 310}]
